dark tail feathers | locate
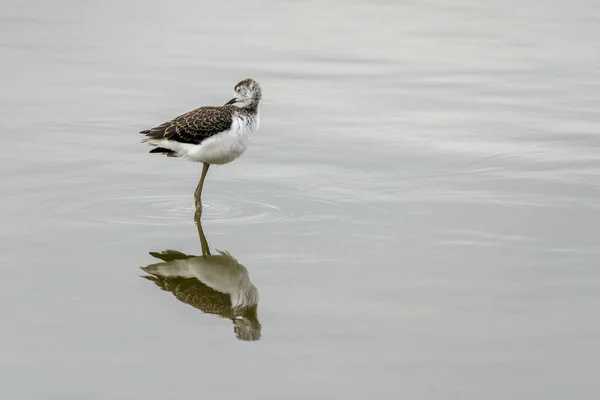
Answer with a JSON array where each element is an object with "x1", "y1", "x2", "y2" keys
[{"x1": 149, "y1": 147, "x2": 176, "y2": 156}]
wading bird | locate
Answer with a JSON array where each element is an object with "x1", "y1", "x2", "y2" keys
[{"x1": 140, "y1": 79, "x2": 262, "y2": 207}]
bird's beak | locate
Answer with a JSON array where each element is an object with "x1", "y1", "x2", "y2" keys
[{"x1": 224, "y1": 97, "x2": 237, "y2": 106}]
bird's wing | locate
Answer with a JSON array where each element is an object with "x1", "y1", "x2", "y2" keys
[
  {"x1": 142, "y1": 275, "x2": 234, "y2": 318},
  {"x1": 140, "y1": 106, "x2": 234, "y2": 144}
]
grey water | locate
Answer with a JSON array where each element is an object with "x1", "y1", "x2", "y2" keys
[{"x1": 1, "y1": 0, "x2": 599, "y2": 398}]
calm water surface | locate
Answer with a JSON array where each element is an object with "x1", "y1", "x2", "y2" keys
[{"x1": 1, "y1": 0, "x2": 599, "y2": 399}]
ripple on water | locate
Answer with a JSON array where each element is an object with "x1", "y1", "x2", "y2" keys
[{"x1": 40, "y1": 186, "x2": 293, "y2": 229}]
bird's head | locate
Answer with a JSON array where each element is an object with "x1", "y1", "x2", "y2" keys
[
  {"x1": 232, "y1": 303, "x2": 261, "y2": 341},
  {"x1": 224, "y1": 78, "x2": 262, "y2": 109},
  {"x1": 233, "y1": 316, "x2": 262, "y2": 341}
]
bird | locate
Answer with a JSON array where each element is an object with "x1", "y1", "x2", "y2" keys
[
  {"x1": 139, "y1": 78, "x2": 262, "y2": 206},
  {"x1": 140, "y1": 223, "x2": 261, "y2": 341}
]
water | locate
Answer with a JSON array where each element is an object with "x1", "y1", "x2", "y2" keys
[{"x1": 1, "y1": 0, "x2": 599, "y2": 398}]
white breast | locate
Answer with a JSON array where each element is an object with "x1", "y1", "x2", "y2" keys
[{"x1": 188, "y1": 111, "x2": 259, "y2": 165}]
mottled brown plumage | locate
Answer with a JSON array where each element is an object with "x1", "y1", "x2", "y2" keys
[
  {"x1": 140, "y1": 105, "x2": 236, "y2": 145},
  {"x1": 142, "y1": 274, "x2": 236, "y2": 317}
]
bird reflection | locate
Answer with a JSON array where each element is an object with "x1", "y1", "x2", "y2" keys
[{"x1": 140, "y1": 201, "x2": 261, "y2": 341}]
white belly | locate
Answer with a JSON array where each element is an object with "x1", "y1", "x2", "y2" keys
[{"x1": 188, "y1": 129, "x2": 249, "y2": 165}]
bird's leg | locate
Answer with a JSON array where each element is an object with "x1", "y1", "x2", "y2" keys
[
  {"x1": 194, "y1": 163, "x2": 210, "y2": 212},
  {"x1": 194, "y1": 163, "x2": 211, "y2": 258}
]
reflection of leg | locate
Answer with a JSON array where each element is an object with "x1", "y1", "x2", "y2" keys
[
  {"x1": 194, "y1": 163, "x2": 210, "y2": 209},
  {"x1": 194, "y1": 193, "x2": 211, "y2": 258},
  {"x1": 197, "y1": 221, "x2": 211, "y2": 258}
]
